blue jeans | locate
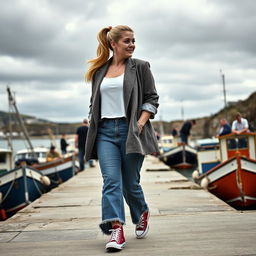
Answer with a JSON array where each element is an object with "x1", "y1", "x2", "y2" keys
[
  {"x1": 180, "y1": 133, "x2": 188, "y2": 144},
  {"x1": 78, "y1": 149, "x2": 85, "y2": 170},
  {"x1": 96, "y1": 118, "x2": 148, "y2": 234},
  {"x1": 78, "y1": 150, "x2": 94, "y2": 170}
]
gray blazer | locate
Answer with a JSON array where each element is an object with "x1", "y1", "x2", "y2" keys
[{"x1": 85, "y1": 57, "x2": 159, "y2": 161}]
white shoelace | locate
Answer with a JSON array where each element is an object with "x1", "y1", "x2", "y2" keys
[
  {"x1": 137, "y1": 216, "x2": 145, "y2": 229},
  {"x1": 109, "y1": 227, "x2": 121, "y2": 241}
]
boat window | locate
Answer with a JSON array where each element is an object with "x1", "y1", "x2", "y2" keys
[
  {"x1": 0, "y1": 153, "x2": 6, "y2": 163},
  {"x1": 227, "y1": 137, "x2": 248, "y2": 150},
  {"x1": 163, "y1": 139, "x2": 172, "y2": 143},
  {"x1": 27, "y1": 153, "x2": 40, "y2": 158},
  {"x1": 16, "y1": 153, "x2": 26, "y2": 160}
]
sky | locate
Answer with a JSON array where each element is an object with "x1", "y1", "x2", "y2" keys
[{"x1": 0, "y1": 0, "x2": 255, "y2": 123}]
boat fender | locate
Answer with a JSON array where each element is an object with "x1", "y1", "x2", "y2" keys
[
  {"x1": 201, "y1": 177, "x2": 209, "y2": 190},
  {"x1": 192, "y1": 170, "x2": 200, "y2": 180},
  {"x1": 0, "y1": 192, "x2": 7, "y2": 221},
  {"x1": 0, "y1": 208, "x2": 7, "y2": 221},
  {"x1": 41, "y1": 176, "x2": 51, "y2": 186}
]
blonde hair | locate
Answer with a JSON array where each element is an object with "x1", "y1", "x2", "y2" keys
[{"x1": 85, "y1": 25, "x2": 133, "y2": 82}]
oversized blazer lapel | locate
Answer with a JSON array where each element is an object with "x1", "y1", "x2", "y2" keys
[
  {"x1": 91, "y1": 59, "x2": 111, "y2": 123},
  {"x1": 123, "y1": 58, "x2": 137, "y2": 116}
]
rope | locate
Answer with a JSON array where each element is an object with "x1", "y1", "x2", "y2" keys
[
  {"x1": 29, "y1": 170, "x2": 43, "y2": 196},
  {"x1": 1, "y1": 172, "x2": 17, "y2": 203},
  {"x1": 47, "y1": 163, "x2": 63, "y2": 185}
]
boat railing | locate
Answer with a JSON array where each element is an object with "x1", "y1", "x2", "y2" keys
[{"x1": 218, "y1": 132, "x2": 256, "y2": 160}]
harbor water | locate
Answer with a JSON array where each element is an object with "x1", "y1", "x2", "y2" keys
[{"x1": 0, "y1": 136, "x2": 76, "y2": 156}]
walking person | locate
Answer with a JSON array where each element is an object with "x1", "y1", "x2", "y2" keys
[
  {"x1": 60, "y1": 134, "x2": 69, "y2": 155},
  {"x1": 75, "y1": 119, "x2": 89, "y2": 171},
  {"x1": 179, "y1": 119, "x2": 196, "y2": 144},
  {"x1": 85, "y1": 25, "x2": 159, "y2": 252}
]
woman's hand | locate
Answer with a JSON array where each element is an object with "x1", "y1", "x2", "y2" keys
[
  {"x1": 137, "y1": 111, "x2": 151, "y2": 134},
  {"x1": 137, "y1": 121, "x2": 144, "y2": 134}
]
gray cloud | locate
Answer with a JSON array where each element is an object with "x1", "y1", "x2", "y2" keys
[{"x1": 0, "y1": 0, "x2": 255, "y2": 123}]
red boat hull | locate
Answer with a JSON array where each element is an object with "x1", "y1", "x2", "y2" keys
[{"x1": 205, "y1": 156, "x2": 256, "y2": 209}]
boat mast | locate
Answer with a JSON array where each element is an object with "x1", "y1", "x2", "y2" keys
[
  {"x1": 6, "y1": 85, "x2": 14, "y2": 152},
  {"x1": 159, "y1": 113, "x2": 165, "y2": 137},
  {"x1": 220, "y1": 70, "x2": 227, "y2": 119},
  {"x1": 6, "y1": 86, "x2": 35, "y2": 155},
  {"x1": 181, "y1": 100, "x2": 184, "y2": 121}
]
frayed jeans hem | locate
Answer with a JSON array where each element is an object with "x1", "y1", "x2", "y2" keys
[{"x1": 99, "y1": 218, "x2": 125, "y2": 235}]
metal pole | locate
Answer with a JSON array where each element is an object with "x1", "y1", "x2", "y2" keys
[
  {"x1": 6, "y1": 86, "x2": 35, "y2": 157},
  {"x1": 181, "y1": 100, "x2": 184, "y2": 121},
  {"x1": 159, "y1": 113, "x2": 164, "y2": 137},
  {"x1": 220, "y1": 70, "x2": 227, "y2": 119}
]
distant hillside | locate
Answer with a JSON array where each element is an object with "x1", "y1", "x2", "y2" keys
[
  {"x1": 1, "y1": 91, "x2": 255, "y2": 138},
  {"x1": 152, "y1": 91, "x2": 256, "y2": 139},
  {"x1": 0, "y1": 111, "x2": 80, "y2": 136}
]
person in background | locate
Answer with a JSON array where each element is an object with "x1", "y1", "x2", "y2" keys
[
  {"x1": 75, "y1": 119, "x2": 90, "y2": 171},
  {"x1": 171, "y1": 126, "x2": 179, "y2": 138},
  {"x1": 46, "y1": 145, "x2": 61, "y2": 162},
  {"x1": 179, "y1": 120, "x2": 196, "y2": 144},
  {"x1": 84, "y1": 25, "x2": 159, "y2": 252},
  {"x1": 218, "y1": 118, "x2": 231, "y2": 136},
  {"x1": 232, "y1": 112, "x2": 249, "y2": 134},
  {"x1": 60, "y1": 134, "x2": 69, "y2": 155}
]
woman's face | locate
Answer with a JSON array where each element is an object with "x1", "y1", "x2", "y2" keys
[{"x1": 111, "y1": 31, "x2": 135, "y2": 59}]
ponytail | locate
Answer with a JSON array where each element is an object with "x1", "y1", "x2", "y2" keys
[
  {"x1": 85, "y1": 27, "x2": 111, "y2": 82},
  {"x1": 85, "y1": 25, "x2": 133, "y2": 82}
]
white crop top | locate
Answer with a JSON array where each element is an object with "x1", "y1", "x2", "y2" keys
[{"x1": 100, "y1": 74, "x2": 126, "y2": 119}]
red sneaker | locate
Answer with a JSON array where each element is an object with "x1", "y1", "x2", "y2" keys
[
  {"x1": 135, "y1": 210, "x2": 149, "y2": 239},
  {"x1": 106, "y1": 225, "x2": 126, "y2": 251}
]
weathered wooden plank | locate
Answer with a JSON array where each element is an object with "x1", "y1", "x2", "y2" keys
[{"x1": 0, "y1": 156, "x2": 255, "y2": 256}]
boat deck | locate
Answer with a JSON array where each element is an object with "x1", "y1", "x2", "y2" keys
[{"x1": 1, "y1": 156, "x2": 256, "y2": 255}]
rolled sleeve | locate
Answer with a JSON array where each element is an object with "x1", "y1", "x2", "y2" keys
[
  {"x1": 142, "y1": 103, "x2": 158, "y2": 116},
  {"x1": 142, "y1": 62, "x2": 159, "y2": 119}
]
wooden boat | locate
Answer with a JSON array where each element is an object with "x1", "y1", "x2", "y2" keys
[
  {"x1": 34, "y1": 154, "x2": 77, "y2": 190},
  {"x1": 159, "y1": 142, "x2": 197, "y2": 169},
  {"x1": 0, "y1": 166, "x2": 50, "y2": 220},
  {"x1": 193, "y1": 133, "x2": 256, "y2": 209},
  {"x1": 14, "y1": 148, "x2": 78, "y2": 190}
]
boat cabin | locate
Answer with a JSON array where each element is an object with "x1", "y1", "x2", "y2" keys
[
  {"x1": 15, "y1": 147, "x2": 48, "y2": 165},
  {"x1": 196, "y1": 138, "x2": 221, "y2": 174},
  {"x1": 219, "y1": 132, "x2": 256, "y2": 161},
  {"x1": 159, "y1": 135, "x2": 176, "y2": 153},
  {"x1": 0, "y1": 148, "x2": 13, "y2": 174}
]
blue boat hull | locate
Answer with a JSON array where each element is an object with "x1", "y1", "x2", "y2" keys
[
  {"x1": 0, "y1": 167, "x2": 46, "y2": 218},
  {"x1": 159, "y1": 145, "x2": 197, "y2": 169}
]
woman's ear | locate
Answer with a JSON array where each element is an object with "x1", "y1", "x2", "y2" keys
[{"x1": 110, "y1": 40, "x2": 115, "y2": 51}]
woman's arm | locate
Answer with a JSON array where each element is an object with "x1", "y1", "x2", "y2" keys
[{"x1": 137, "y1": 111, "x2": 151, "y2": 133}]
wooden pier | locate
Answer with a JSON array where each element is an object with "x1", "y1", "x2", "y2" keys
[{"x1": 1, "y1": 156, "x2": 256, "y2": 255}]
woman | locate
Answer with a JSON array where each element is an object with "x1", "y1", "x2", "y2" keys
[{"x1": 85, "y1": 25, "x2": 159, "y2": 252}]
